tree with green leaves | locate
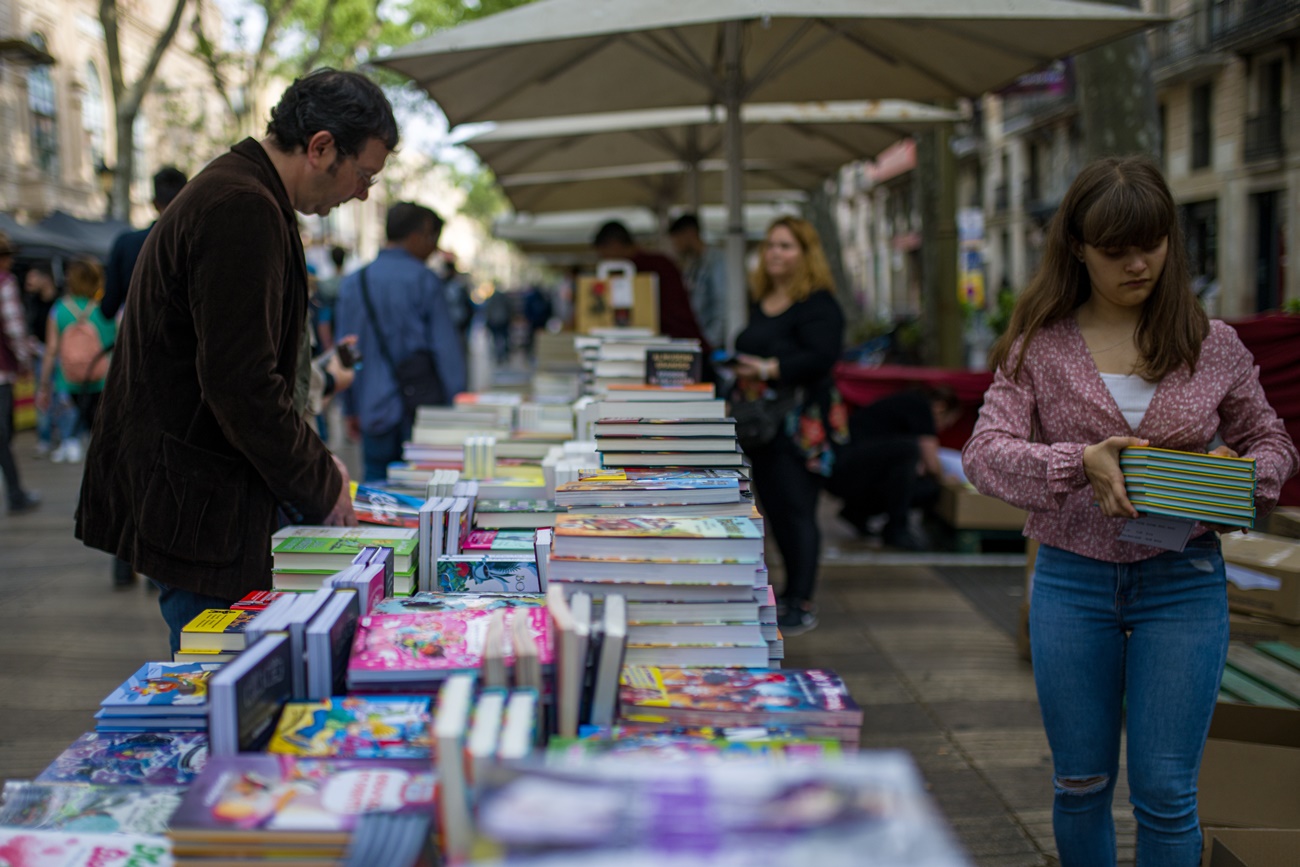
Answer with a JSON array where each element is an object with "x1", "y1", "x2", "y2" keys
[{"x1": 100, "y1": 0, "x2": 190, "y2": 220}]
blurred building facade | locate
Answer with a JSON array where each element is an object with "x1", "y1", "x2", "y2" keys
[
  {"x1": 0, "y1": 0, "x2": 230, "y2": 225},
  {"x1": 836, "y1": 0, "x2": 1299, "y2": 328}
]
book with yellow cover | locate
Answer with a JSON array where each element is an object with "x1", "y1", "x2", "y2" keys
[
  {"x1": 180, "y1": 609, "x2": 259, "y2": 652},
  {"x1": 267, "y1": 697, "x2": 433, "y2": 759}
]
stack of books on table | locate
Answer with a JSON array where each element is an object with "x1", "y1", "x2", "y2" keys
[
  {"x1": 473, "y1": 498, "x2": 565, "y2": 530},
  {"x1": 577, "y1": 333, "x2": 701, "y2": 392},
  {"x1": 36, "y1": 730, "x2": 210, "y2": 786},
  {"x1": 618, "y1": 666, "x2": 864, "y2": 750},
  {"x1": 470, "y1": 753, "x2": 967, "y2": 866},
  {"x1": 94, "y1": 662, "x2": 221, "y2": 734},
  {"x1": 349, "y1": 482, "x2": 423, "y2": 529},
  {"x1": 548, "y1": 514, "x2": 772, "y2": 669},
  {"x1": 165, "y1": 754, "x2": 437, "y2": 864},
  {"x1": 1120, "y1": 445, "x2": 1258, "y2": 528},
  {"x1": 271, "y1": 526, "x2": 418, "y2": 595}
]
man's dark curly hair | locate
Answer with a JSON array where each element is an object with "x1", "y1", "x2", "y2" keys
[{"x1": 266, "y1": 68, "x2": 399, "y2": 158}]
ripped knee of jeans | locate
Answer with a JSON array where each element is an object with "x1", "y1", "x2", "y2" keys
[{"x1": 1054, "y1": 774, "x2": 1109, "y2": 796}]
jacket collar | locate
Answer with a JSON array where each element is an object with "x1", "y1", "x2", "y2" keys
[{"x1": 230, "y1": 138, "x2": 295, "y2": 220}]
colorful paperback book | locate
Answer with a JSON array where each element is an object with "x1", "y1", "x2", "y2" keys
[
  {"x1": 620, "y1": 667, "x2": 863, "y2": 728},
  {"x1": 0, "y1": 781, "x2": 183, "y2": 834},
  {"x1": 553, "y1": 515, "x2": 762, "y2": 559},
  {"x1": 179, "y1": 610, "x2": 258, "y2": 652},
  {"x1": 267, "y1": 697, "x2": 433, "y2": 759},
  {"x1": 350, "y1": 482, "x2": 424, "y2": 528},
  {"x1": 462, "y1": 529, "x2": 536, "y2": 551},
  {"x1": 547, "y1": 732, "x2": 839, "y2": 763},
  {"x1": 0, "y1": 830, "x2": 173, "y2": 867},
  {"x1": 370, "y1": 592, "x2": 546, "y2": 615},
  {"x1": 437, "y1": 556, "x2": 541, "y2": 593},
  {"x1": 36, "y1": 732, "x2": 209, "y2": 787},
  {"x1": 167, "y1": 755, "x2": 436, "y2": 844},
  {"x1": 271, "y1": 527, "x2": 417, "y2": 573},
  {"x1": 348, "y1": 608, "x2": 554, "y2": 681},
  {"x1": 99, "y1": 663, "x2": 222, "y2": 716},
  {"x1": 230, "y1": 590, "x2": 289, "y2": 611}
]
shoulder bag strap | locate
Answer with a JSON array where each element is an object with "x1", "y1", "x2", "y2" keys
[{"x1": 357, "y1": 267, "x2": 400, "y2": 376}]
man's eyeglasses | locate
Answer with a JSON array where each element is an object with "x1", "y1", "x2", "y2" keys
[{"x1": 354, "y1": 166, "x2": 379, "y2": 190}]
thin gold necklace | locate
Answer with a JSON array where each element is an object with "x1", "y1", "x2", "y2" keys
[{"x1": 1088, "y1": 332, "x2": 1135, "y2": 354}]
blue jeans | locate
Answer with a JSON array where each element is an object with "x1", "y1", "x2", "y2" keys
[
  {"x1": 361, "y1": 419, "x2": 412, "y2": 484},
  {"x1": 1030, "y1": 536, "x2": 1228, "y2": 867},
  {"x1": 154, "y1": 581, "x2": 239, "y2": 656}
]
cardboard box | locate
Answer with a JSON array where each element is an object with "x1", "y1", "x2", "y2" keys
[
  {"x1": 1221, "y1": 533, "x2": 1300, "y2": 625},
  {"x1": 1228, "y1": 613, "x2": 1300, "y2": 647},
  {"x1": 1198, "y1": 703, "x2": 1300, "y2": 830},
  {"x1": 935, "y1": 478, "x2": 1027, "y2": 531},
  {"x1": 574, "y1": 274, "x2": 659, "y2": 334},
  {"x1": 1264, "y1": 507, "x2": 1300, "y2": 540},
  {"x1": 1203, "y1": 829, "x2": 1300, "y2": 867}
]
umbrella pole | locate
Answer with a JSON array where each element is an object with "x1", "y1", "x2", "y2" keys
[{"x1": 722, "y1": 20, "x2": 746, "y2": 350}]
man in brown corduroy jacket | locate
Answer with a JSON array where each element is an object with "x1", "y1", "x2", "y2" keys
[{"x1": 77, "y1": 69, "x2": 399, "y2": 653}]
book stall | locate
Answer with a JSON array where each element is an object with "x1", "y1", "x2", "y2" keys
[{"x1": 0, "y1": 328, "x2": 972, "y2": 867}]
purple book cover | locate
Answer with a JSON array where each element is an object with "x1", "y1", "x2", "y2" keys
[
  {"x1": 36, "y1": 732, "x2": 209, "y2": 787},
  {"x1": 168, "y1": 755, "x2": 435, "y2": 834},
  {"x1": 347, "y1": 608, "x2": 553, "y2": 676}
]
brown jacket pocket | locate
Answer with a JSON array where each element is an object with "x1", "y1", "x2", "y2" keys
[{"x1": 137, "y1": 433, "x2": 248, "y2": 568}]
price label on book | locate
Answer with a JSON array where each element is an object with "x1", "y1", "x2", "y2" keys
[{"x1": 1118, "y1": 514, "x2": 1196, "y2": 551}]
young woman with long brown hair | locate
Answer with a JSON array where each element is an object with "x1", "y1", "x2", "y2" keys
[{"x1": 963, "y1": 156, "x2": 1297, "y2": 866}]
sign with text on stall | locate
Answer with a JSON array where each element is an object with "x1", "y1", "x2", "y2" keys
[{"x1": 574, "y1": 259, "x2": 660, "y2": 334}]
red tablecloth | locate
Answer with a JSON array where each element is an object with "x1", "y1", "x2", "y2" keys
[{"x1": 833, "y1": 313, "x2": 1300, "y2": 506}]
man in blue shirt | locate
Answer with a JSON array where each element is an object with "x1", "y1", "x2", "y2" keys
[{"x1": 336, "y1": 202, "x2": 466, "y2": 482}]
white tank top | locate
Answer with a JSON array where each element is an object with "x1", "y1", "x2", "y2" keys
[{"x1": 1099, "y1": 372, "x2": 1158, "y2": 430}]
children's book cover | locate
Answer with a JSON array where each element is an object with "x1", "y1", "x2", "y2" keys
[
  {"x1": 371, "y1": 592, "x2": 544, "y2": 615},
  {"x1": 0, "y1": 829, "x2": 173, "y2": 867},
  {"x1": 36, "y1": 732, "x2": 209, "y2": 787},
  {"x1": 100, "y1": 662, "x2": 223, "y2": 713},
  {"x1": 351, "y1": 483, "x2": 423, "y2": 528},
  {"x1": 554, "y1": 515, "x2": 760, "y2": 540},
  {"x1": 168, "y1": 755, "x2": 436, "y2": 837},
  {"x1": 267, "y1": 697, "x2": 433, "y2": 759},
  {"x1": 436, "y1": 557, "x2": 540, "y2": 593},
  {"x1": 0, "y1": 781, "x2": 183, "y2": 835},
  {"x1": 547, "y1": 732, "x2": 838, "y2": 763},
  {"x1": 348, "y1": 608, "x2": 553, "y2": 676},
  {"x1": 619, "y1": 667, "x2": 862, "y2": 726}
]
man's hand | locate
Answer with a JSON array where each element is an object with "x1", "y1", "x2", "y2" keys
[
  {"x1": 1083, "y1": 436, "x2": 1147, "y2": 519},
  {"x1": 345, "y1": 415, "x2": 362, "y2": 443},
  {"x1": 325, "y1": 351, "x2": 356, "y2": 394},
  {"x1": 323, "y1": 453, "x2": 358, "y2": 527}
]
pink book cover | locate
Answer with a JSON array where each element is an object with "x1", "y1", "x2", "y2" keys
[
  {"x1": 462, "y1": 529, "x2": 496, "y2": 551},
  {"x1": 347, "y1": 608, "x2": 553, "y2": 675}
]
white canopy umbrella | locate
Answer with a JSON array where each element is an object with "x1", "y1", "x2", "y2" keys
[
  {"x1": 463, "y1": 100, "x2": 962, "y2": 212},
  {"x1": 381, "y1": 0, "x2": 1162, "y2": 341},
  {"x1": 499, "y1": 158, "x2": 811, "y2": 214}
]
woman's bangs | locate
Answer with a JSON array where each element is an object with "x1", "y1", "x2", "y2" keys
[{"x1": 1079, "y1": 180, "x2": 1172, "y2": 250}]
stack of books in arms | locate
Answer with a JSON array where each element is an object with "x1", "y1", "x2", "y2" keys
[
  {"x1": 1121, "y1": 445, "x2": 1257, "y2": 528},
  {"x1": 271, "y1": 525, "x2": 418, "y2": 595}
]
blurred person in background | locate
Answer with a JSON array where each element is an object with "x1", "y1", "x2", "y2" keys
[
  {"x1": 0, "y1": 232, "x2": 38, "y2": 513},
  {"x1": 669, "y1": 213, "x2": 727, "y2": 350},
  {"x1": 37, "y1": 256, "x2": 116, "y2": 464},
  {"x1": 22, "y1": 263, "x2": 65, "y2": 459},
  {"x1": 731, "y1": 217, "x2": 846, "y2": 636},
  {"x1": 101, "y1": 166, "x2": 188, "y2": 321}
]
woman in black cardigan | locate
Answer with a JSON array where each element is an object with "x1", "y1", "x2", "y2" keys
[{"x1": 732, "y1": 217, "x2": 846, "y2": 636}]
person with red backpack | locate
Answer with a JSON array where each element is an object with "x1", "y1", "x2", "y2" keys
[{"x1": 37, "y1": 256, "x2": 115, "y2": 463}]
